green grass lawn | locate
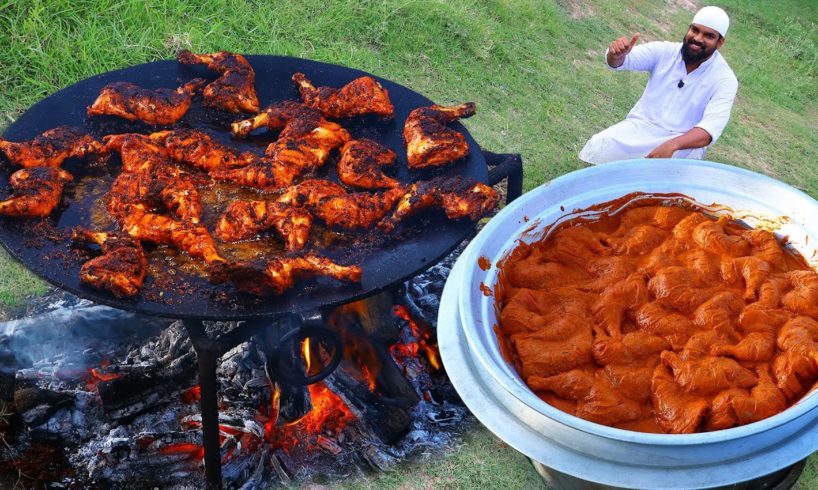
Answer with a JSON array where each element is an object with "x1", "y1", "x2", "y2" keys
[{"x1": 1, "y1": 0, "x2": 817, "y2": 488}]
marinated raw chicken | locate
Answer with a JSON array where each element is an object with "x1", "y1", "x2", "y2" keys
[
  {"x1": 337, "y1": 139, "x2": 400, "y2": 189},
  {"x1": 177, "y1": 50, "x2": 259, "y2": 113},
  {"x1": 72, "y1": 228, "x2": 146, "y2": 298},
  {"x1": 404, "y1": 103, "x2": 475, "y2": 169},
  {"x1": 104, "y1": 133, "x2": 206, "y2": 223},
  {"x1": 651, "y1": 364, "x2": 709, "y2": 433},
  {"x1": 222, "y1": 103, "x2": 350, "y2": 190},
  {"x1": 118, "y1": 204, "x2": 225, "y2": 265},
  {"x1": 528, "y1": 369, "x2": 642, "y2": 426},
  {"x1": 706, "y1": 365, "x2": 787, "y2": 430},
  {"x1": 660, "y1": 352, "x2": 757, "y2": 396},
  {"x1": 215, "y1": 200, "x2": 312, "y2": 250},
  {"x1": 149, "y1": 129, "x2": 254, "y2": 173},
  {"x1": 378, "y1": 175, "x2": 499, "y2": 232},
  {"x1": 222, "y1": 254, "x2": 362, "y2": 296},
  {"x1": 0, "y1": 126, "x2": 105, "y2": 168},
  {"x1": 292, "y1": 72, "x2": 394, "y2": 118},
  {"x1": 86, "y1": 79, "x2": 205, "y2": 125},
  {"x1": 0, "y1": 167, "x2": 73, "y2": 217},
  {"x1": 496, "y1": 201, "x2": 818, "y2": 434}
]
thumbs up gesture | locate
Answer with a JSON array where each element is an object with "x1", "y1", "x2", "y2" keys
[{"x1": 607, "y1": 32, "x2": 640, "y2": 68}]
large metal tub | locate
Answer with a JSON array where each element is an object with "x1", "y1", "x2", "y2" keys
[{"x1": 439, "y1": 159, "x2": 818, "y2": 489}]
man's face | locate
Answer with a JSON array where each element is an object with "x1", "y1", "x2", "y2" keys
[{"x1": 681, "y1": 23, "x2": 724, "y2": 64}]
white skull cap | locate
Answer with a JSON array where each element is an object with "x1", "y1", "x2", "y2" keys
[{"x1": 692, "y1": 6, "x2": 729, "y2": 37}]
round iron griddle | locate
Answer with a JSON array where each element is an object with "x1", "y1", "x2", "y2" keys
[{"x1": 0, "y1": 55, "x2": 488, "y2": 320}]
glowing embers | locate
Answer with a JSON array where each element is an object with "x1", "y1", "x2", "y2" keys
[{"x1": 391, "y1": 305, "x2": 441, "y2": 370}]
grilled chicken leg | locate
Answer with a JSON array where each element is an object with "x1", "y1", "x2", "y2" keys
[
  {"x1": 87, "y1": 79, "x2": 205, "y2": 125},
  {"x1": 118, "y1": 204, "x2": 225, "y2": 265},
  {"x1": 337, "y1": 139, "x2": 400, "y2": 189},
  {"x1": 404, "y1": 103, "x2": 476, "y2": 169},
  {"x1": 0, "y1": 126, "x2": 105, "y2": 168},
  {"x1": 310, "y1": 187, "x2": 407, "y2": 230},
  {"x1": 104, "y1": 133, "x2": 206, "y2": 223},
  {"x1": 72, "y1": 228, "x2": 146, "y2": 298},
  {"x1": 292, "y1": 72, "x2": 394, "y2": 118},
  {"x1": 219, "y1": 103, "x2": 350, "y2": 190},
  {"x1": 223, "y1": 255, "x2": 362, "y2": 296},
  {"x1": 215, "y1": 201, "x2": 313, "y2": 250},
  {"x1": 149, "y1": 129, "x2": 254, "y2": 173},
  {"x1": 0, "y1": 167, "x2": 73, "y2": 217},
  {"x1": 378, "y1": 175, "x2": 498, "y2": 232},
  {"x1": 178, "y1": 50, "x2": 259, "y2": 113}
]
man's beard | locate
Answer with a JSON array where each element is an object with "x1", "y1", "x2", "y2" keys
[{"x1": 681, "y1": 37, "x2": 715, "y2": 64}]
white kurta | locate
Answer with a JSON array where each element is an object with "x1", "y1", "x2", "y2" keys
[{"x1": 580, "y1": 41, "x2": 738, "y2": 165}]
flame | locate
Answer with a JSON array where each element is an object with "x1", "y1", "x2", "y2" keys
[
  {"x1": 158, "y1": 443, "x2": 205, "y2": 460},
  {"x1": 303, "y1": 337, "x2": 312, "y2": 374},
  {"x1": 264, "y1": 384, "x2": 282, "y2": 439},
  {"x1": 85, "y1": 368, "x2": 123, "y2": 391},
  {"x1": 181, "y1": 385, "x2": 201, "y2": 404},
  {"x1": 391, "y1": 305, "x2": 441, "y2": 370}
]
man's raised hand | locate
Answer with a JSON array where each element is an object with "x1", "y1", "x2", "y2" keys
[{"x1": 607, "y1": 32, "x2": 641, "y2": 68}]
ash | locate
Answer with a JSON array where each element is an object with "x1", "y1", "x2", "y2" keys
[{"x1": 0, "y1": 246, "x2": 471, "y2": 489}]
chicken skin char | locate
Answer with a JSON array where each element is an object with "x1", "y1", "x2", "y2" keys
[
  {"x1": 177, "y1": 50, "x2": 259, "y2": 113},
  {"x1": 0, "y1": 126, "x2": 105, "y2": 168},
  {"x1": 404, "y1": 103, "x2": 475, "y2": 169},
  {"x1": 0, "y1": 167, "x2": 73, "y2": 217},
  {"x1": 72, "y1": 228, "x2": 146, "y2": 298},
  {"x1": 215, "y1": 200, "x2": 313, "y2": 251},
  {"x1": 338, "y1": 139, "x2": 400, "y2": 190},
  {"x1": 292, "y1": 72, "x2": 394, "y2": 118},
  {"x1": 149, "y1": 129, "x2": 254, "y2": 173},
  {"x1": 219, "y1": 103, "x2": 350, "y2": 190},
  {"x1": 223, "y1": 254, "x2": 362, "y2": 296},
  {"x1": 87, "y1": 79, "x2": 205, "y2": 125}
]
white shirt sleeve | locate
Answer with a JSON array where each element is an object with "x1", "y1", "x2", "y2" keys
[
  {"x1": 605, "y1": 42, "x2": 664, "y2": 72},
  {"x1": 695, "y1": 75, "x2": 739, "y2": 144}
]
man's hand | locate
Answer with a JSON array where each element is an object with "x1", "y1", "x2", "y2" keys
[
  {"x1": 607, "y1": 32, "x2": 640, "y2": 68},
  {"x1": 646, "y1": 140, "x2": 678, "y2": 158}
]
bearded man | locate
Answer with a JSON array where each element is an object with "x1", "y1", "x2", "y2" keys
[{"x1": 579, "y1": 6, "x2": 738, "y2": 164}]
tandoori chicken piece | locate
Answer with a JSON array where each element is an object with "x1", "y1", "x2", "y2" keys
[
  {"x1": 276, "y1": 179, "x2": 346, "y2": 207},
  {"x1": 0, "y1": 126, "x2": 105, "y2": 168},
  {"x1": 404, "y1": 102, "x2": 475, "y2": 169},
  {"x1": 651, "y1": 364, "x2": 709, "y2": 434},
  {"x1": 177, "y1": 50, "x2": 259, "y2": 113},
  {"x1": 706, "y1": 365, "x2": 787, "y2": 431},
  {"x1": 104, "y1": 133, "x2": 206, "y2": 223},
  {"x1": 72, "y1": 228, "x2": 146, "y2": 298},
  {"x1": 782, "y1": 270, "x2": 818, "y2": 318},
  {"x1": 215, "y1": 200, "x2": 312, "y2": 250},
  {"x1": 528, "y1": 369, "x2": 643, "y2": 426},
  {"x1": 86, "y1": 79, "x2": 205, "y2": 125},
  {"x1": 309, "y1": 187, "x2": 406, "y2": 230},
  {"x1": 118, "y1": 204, "x2": 225, "y2": 265},
  {"x1": 223, "y1": 103, "x2": 350, "y2": 190},
  {"x1": 222, "y1": 254, "x2": 362, "y2": 296},
  {"x1": 292, "y1": 72, "x2": 394, "y2": 118},
  {"x1": 0, "y1": 167, "x2": 73, "y2": 217},
  {"x1": 149, "y1": 129, "x2": 254, "y2": 173},
  {"x1": 337, "y1": 139, "x2": 400, "y2": 189},
  {"x1": 378, "y1": 175, "x2": 499, "y2": 232}
]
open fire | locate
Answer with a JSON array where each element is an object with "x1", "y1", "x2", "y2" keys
[{"x1": 0, "y1": 248, "x2": 469, "y2": 489}]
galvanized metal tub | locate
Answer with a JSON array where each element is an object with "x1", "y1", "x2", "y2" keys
[{"x1": 439, "y1": 159, "x2": 818, "y2": 489}]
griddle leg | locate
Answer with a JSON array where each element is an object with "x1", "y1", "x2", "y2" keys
[{"x1": 183, "y1": 320, "x2": 223, "y2": 490}]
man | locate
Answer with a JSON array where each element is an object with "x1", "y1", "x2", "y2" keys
[{"x1": 579, "y1": 6, "x2": 738, "y2": 164}]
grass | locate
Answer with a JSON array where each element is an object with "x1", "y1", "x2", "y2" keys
[{"x1": 0, "y1": 0, "x2": 817, "y2": 488}]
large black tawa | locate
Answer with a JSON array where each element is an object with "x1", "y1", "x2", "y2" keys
[{"x1": 0, "y1": 55, "x2": 488, "y2": 320}]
